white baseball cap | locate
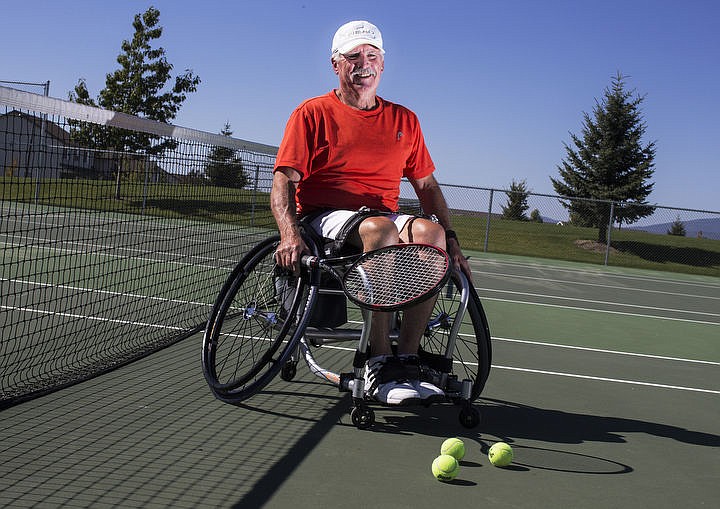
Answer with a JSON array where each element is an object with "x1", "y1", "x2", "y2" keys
[{"x1": 331, "y1": 20, "x2": 384, "y2": 56}]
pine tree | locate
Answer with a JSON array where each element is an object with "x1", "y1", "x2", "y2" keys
[
  {"x1": 551, "y1": 72, "x2": 656, "y2": 243},
  {"x1": 206, "y1": 123, "x2": 248, "y2": 189},
  {"x1": 502, "y1": 179, "x2": 530, "y2": 221},
  {"x1": 667, "y1": 215, "x2": 686, "y2": 236}
]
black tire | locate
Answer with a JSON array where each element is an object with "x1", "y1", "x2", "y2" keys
[
  {"x1": 202, "y1": 236, "x2": 316, "y2": 404},
  {"x1": 419, "y1": 271, "x2": 492, "y2": 401},
  {"x1": 351, "y1": 405, "x2": 375, "y2": 429},
  {"x1": 459, "y1": 405, "x2": 482, "y2": 428},
  {"x1": 280, "y1": 360, "x2": 298, "y2": 382}
]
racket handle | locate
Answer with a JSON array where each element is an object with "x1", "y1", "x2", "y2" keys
[{"x1": 301, "y1": 255, "x2": 319, "y2": 268}]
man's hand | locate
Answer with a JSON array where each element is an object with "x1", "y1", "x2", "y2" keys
[
  {"x1": 446, "y1": 237, "x2": 473, "y2": 282},
  {"x1": 275, "y1": 230, "x2": 308, "y2": 275}
]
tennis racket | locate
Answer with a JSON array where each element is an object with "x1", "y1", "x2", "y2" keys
[{"x1": 302, "y1": 243, "x2": 450, "y2": 311}]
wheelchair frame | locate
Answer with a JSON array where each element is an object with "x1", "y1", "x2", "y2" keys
[{"x1": 202, "y1": 233, "x2": 492, "y2": 429}]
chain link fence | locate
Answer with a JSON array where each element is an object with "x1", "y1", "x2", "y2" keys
[{"x1": 401, "y1": 181, "x2": 719, "y2": 276}]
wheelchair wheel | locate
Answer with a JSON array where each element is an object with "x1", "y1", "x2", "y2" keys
[
  {"x1": 202, "y1": 235, "x2": 316, "y2": 404},
  {"x1": 419, "y1": 271, "x2": 492, "y2": 402}
]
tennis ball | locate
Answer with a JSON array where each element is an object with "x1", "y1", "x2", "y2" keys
[
  {"x1": 488, "y1": 442, "x2": 513, "y2": 467},
  {"x1": 432, "y1": 454, "x2": 459, "y2": 481},
  {"x1": 440, "y1": 437, "x2": 466, "y2": 461}
]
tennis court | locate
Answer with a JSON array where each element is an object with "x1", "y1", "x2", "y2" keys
[{"x1": 1, "y1": 229, "x2": 718, "y2": 508}]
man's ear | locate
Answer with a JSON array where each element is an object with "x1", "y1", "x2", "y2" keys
[{"x1": 331, "y1": 57, "x2": 339, "y2": 75}]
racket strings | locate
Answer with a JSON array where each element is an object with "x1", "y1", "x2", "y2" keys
[{"x1": 343, "y1": 245, "x2": 449, "y2": 308}]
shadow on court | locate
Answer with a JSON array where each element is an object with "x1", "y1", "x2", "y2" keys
[
  {"x1": 230, "y1": 388, "x2": 351, "y2": 508},
  {"x1": 360, "y1": 397, "x2": 718, "y2": 450},
  {"x1": 613, "y1": 240, "x2": 720, "y2": 268},
  {"x1": 476, "y1": 398, "x2": 720, "y2": 447}
]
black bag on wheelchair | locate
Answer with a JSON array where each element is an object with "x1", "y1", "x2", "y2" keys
[
  {"x1": 272, "y1": 268, "x2": 346, "y2": 327},
  {"x1": 302, "y1": 207, "x2": 391, "y2": 329},
  {"x1": 307, "y1": 272, "x2": 347, "y2": 328}
]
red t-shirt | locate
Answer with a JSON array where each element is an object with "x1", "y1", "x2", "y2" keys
[{"x1": 274, "y1": 91, "x2": 435, "y2": 216}]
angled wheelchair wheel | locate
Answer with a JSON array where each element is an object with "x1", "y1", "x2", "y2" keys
[
  {"x1": 419, "y1": 271, "x2": 492, "y2": 402},
  {"x1": 202, "y1": 235, "x2": 316, "y2": 404}
]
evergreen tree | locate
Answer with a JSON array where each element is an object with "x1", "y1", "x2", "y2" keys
[
  {"x1": 69, "y1": 7, "x2": 200, "y2": 156},
  {"x1": 551, "y1": 72, "x2": 656, "y2": 243},
  {"x1": 502, "y1": 179, "x2": 530, "y2": 221},
  {"x1": 667, "y1": 215, "x2": 686, "y2": 236},
  {"x1": 206, "y1": 123, "x2": 248, "y2": 189}
]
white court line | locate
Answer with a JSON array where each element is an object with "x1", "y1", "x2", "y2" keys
[
  {"x1": 2, "y1": 278, "x2": 214, "y2": 308},
  {"x1": 9, "y1": 303, "x2": 709, "y2": 395},
  {"x1": 481, "y1": 296, "x2": 720, "y2": 326},
  {"x1": 0, "y1": 304, "x2": 185, "y2": 332},
  {"x1": 475, "y1": 270, "x2": 720, "y2": 301},
  {"x1": 298, "y1": 337, "x2": 719, "y2": 395},
  {"x1": 471, "y1": 258, "x2": 720, "y2": 290},
  {"x1": 479, "y1": 288, "x2": 720, "y2": 318},
  {"x1": 493, "y1": 336, "x2": 720, "y2": 365},
  {"x1": 493, "y1": 365, "x2": 720, "y2": 395},
  {"x1": 0, "y1": 239, "x2": 233, "y2": 271}
]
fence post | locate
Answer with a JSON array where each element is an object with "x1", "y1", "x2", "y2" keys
[
  {"x1": 34, "y1": 81, "x2": 50, "y2": 205},
  {"x1": 142, "y1": 154, "x2": 149, "y2": 214},
  {"x1": 251, "y1": 165, "x2": 260, "y2": 227},
  {"x1": 604, "y1": 201, "x2": 615, "y2": 266},
  {"x1": 484, "y1": 189, "x2": 494, "y2": 252}
]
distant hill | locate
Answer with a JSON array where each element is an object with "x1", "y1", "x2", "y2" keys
[{"x1": 627, "y1": 217, "x2": 720, "y2": 240}]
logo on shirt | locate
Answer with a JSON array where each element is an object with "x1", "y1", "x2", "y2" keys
[{"x1": 396, "y1": 131, "x2": 403, "y2": 141}]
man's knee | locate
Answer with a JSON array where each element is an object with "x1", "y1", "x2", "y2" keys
[
  {"x1": 402, "y1": 218, "x2": 446, "y2": 248},
  {"x1": 357, "y1": 216, "x2": 399, "y2": 249}
]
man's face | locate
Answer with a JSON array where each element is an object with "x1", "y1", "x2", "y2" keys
[{"x1": 333, "y1": 44, "x2": 384, "y2": 94}]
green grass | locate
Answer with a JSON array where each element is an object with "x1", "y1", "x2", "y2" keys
[
  {"x1": 3, "y1": 177, "x2": 718, "y2": 277},
  {"x1": 1, "y1": 176, "x2": 275, "y2": 226},
  {"x1": 450, "y1": 214, "x2": 719, "y2": 276}
]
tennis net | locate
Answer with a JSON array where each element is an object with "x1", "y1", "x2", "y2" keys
[{"x1": 1, "y1": 86, "x2": 278, "y2": 407}]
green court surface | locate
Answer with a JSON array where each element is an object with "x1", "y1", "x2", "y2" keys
[{"x1": 1, "y1": 251, "x2": 718, "y2": 508}]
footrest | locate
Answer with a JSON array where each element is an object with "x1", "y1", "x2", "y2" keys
[{"x1": 418, "y1": 348, "x2": 453, "y2": 373}]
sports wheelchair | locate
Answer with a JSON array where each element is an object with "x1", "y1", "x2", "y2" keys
[{"x1": 202, "y1": 223, "x2": 492, "y2": 430}]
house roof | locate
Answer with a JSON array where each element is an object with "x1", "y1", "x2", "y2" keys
[{"x1": 1, "y1": 110, "x2": 73, "y2": 145}]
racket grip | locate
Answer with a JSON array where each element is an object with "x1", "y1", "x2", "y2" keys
[{"x1": 301, "y1": 255, "x2": 319, "y2": 268}]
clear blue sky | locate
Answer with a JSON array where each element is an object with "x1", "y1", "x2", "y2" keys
[{"x1": 2, "y1": 0, "x2": 718, "y2": 211}]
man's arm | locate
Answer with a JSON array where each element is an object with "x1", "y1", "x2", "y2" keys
[
  {"x1": 409, "y1": 174, "x2": 472, "y2": 279},
  {"x1": 270, "y1": 167, "x2": 307, "y2": 273}
]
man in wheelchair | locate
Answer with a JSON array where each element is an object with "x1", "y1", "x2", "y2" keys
[{"x1": 270, "y1": 20, "x2": 471, "y2": 406}]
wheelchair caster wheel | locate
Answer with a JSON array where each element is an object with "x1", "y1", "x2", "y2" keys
[
  {"x1": 351, "y1": 406, "x2": 375, "y2": 429},
  {"x1": 280, "y1": 361, "x2": 297, "y2": 381},
  {"x1": 459, "y1": 405, "x2": 481, "y2": 428}
]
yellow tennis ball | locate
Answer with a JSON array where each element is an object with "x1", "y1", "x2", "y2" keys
[
  {"x1": 440, "y1": 437, "x2": 465, "y2": 461},
  {"x1": 432, "y1": 454, "x2": 459, "y2": 481},
  {"x1": 488, "y1": 442, "x2": 513, "y2": 467}
]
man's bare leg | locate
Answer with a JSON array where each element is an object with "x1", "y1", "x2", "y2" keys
[{"x1": 353, "y1": 217, "x2": 422, "y2": 404}]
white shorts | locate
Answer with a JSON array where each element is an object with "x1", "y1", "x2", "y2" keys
[{"x1": 307, "y1": 209, "x2": 415, "y2": 240}]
